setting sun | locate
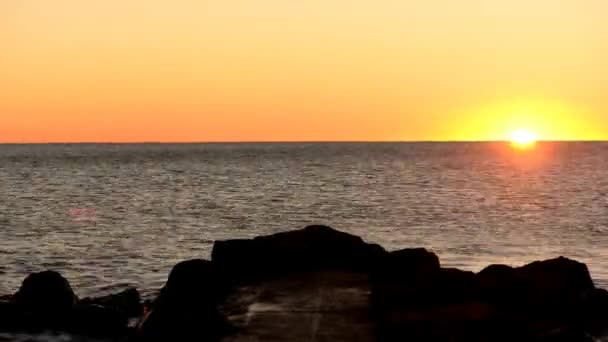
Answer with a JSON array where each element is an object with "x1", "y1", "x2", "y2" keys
[{"x1": 510, "y1": 129, "x2": 538, "y2": 149}]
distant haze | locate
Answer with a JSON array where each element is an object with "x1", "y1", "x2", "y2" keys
[{"x1": 1, "y1": 0, "x2": 606, "y2": 142}]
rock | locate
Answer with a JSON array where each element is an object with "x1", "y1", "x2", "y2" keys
[
  {"x1": 518, "y1": 257, "x2": 594, "y2": 299},
  {"x1": 531, "y1": 326, "x2": 595, "y2": 342},
  {"x1": 68, "y1": 303, "x2": 129, "y2": 337},
  {"x1": 0, "y1": 271, "x2": 77, "y2": 332},
  {"x1": 378, "y1": 301, "x2": 498, "y2": 341},
  {"x1": 138, "y1": 259, "x2": 232, "y2": 341},
  {"x1": 80, "y1": 287, "x2": 142, "y2": 318},
  {"x1": 162, "y1": 258, "x2": 224, "y2": 308},
  {"x1": 0, "y1": 300, "x2": 23, "y2": 331},
  {"x1": 13, "y1": 271, "x2": 77, "y2": 316},
  {"x1": 434, "y1": 268, "x2": 477, "y2": 303},
  {"x1": 212, "y1": 225, "x2": 387, "y2": 282},
  {"x1": 371, "y1": 248, "x2": 440, "y2": 309},
  {"x1": 477, "y1": 264, "x2": 523, "y2": 304},
  {"x1": 2, "y1": 272, "x2": 133, "y2": 337},
  {"x1": 378, "y1": 248, "x2": 441, "y2": 276},
  {"x1": 576, "y1": 288, "x2": 608, "y2": 337},
  {"x1": 516, "y1": 257, "x2": 594, "y2": 316},
  {"x1": 475, "y1": 258, "x2": 595, "y2": 313}
]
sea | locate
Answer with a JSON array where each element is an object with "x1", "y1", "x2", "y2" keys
[{"x1": 2, "y1": 142, "x2": 608, "y2": 301}]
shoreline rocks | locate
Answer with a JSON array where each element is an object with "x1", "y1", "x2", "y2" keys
[
  {"x1": 0, "y1": 271, "x2": 140, "y2": 338},
  {"x1": 1, "y1": 225, "x2": 608, "y2": 341},
  {"x1": 137, "y1": 259, "x2": 232, "y2": 341},
  {"x1": 212, "y1": 225, "x2": 386, "y2": 284}
]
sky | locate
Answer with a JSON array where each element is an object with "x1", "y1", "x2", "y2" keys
[{"x1": 1, "y1": 0, "x2": 607, "y2": 142}]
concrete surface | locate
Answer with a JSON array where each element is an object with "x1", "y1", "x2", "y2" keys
[{"x1": 221, "y1": 271, "x2": 376, "y2": 342}]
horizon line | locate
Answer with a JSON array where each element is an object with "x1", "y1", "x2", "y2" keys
[{"x1": 1, "y1": 139, "x2": 607, "y2": 145}]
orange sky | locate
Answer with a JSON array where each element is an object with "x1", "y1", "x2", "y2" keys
[{"x1": 1, "y1": 0, "x2": 606, "y2": 142}]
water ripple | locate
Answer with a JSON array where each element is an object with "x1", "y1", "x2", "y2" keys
[{"x1": 1, "y1": 142, "x2": 608, "y2": 298}]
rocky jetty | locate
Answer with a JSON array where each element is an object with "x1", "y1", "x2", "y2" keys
[{"x1": 2, "y1": 225, "x2": 608, "y2": 341}]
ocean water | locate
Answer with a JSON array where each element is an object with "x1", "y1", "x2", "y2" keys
[{"x1": 1, "y1": 142, "x2": 608, "y2": 299}]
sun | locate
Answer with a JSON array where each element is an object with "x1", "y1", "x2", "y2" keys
[{"x1": 510, "y1": 129, "x2": 537, "y2": 149}]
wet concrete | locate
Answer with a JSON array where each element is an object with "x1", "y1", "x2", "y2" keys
[{"x1": 221, "y1": 271, "x2": 375, "y2": 342}]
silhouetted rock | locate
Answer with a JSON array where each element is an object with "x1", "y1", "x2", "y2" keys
[
  {"x1": 0, "y1": 271, "x2": 135, "y2": 338},
  {"x1": 371, "y1": 255, "x2": 597, "y2": 341},
  {"x1": 476, "y1": 264, "x2": 523, "y2": 305},
  {"x1": 80, "y1": 287, "x2": 142, "y2": 318},
  {"x1": 371, "y1": 248, "x2": 440, "y2": 309},
  {"x1": 531, "y1": 326, "x2": 595, "y2": 342},
  {"x1": 0, "y1": 300, "x2": 21, "y2": 331},
  {"x1": 517, "y1": 257, "x2": 594, "y2": 304},
  {"x1": 378, "y1": 248, "x2": 441, "y2": 277},
  {"x1": 68, "y1": 303, "x2": 129, "y2": 337},
  {"x1": 212, "y1": 225, "x2": 386, "y2": 283},
  {"x1": 13, "y1": 270, "x2": 77, "y2": 315},
  {"x1": 434, "y1": 268, "x2": 477, "y2": 303},
  {"x1": 576, "y1": 288, "x2": 608, "y2": 336},
  {"x1": 10, "y1": 271, "x2": 77, "y2": 330},
  {"x1": 377, "y1": 301, "x2": 499, "y2": 341},
  {"x1": 2, "y1": 228, "x2": 608, "y2": 341},
  {"x1": 138, "y1": 259, "x2": 232, "y2": 341}
]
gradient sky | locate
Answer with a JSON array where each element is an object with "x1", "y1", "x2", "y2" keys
[{"x1": 1, "y1": 0, "x2": 606, "y2": 142}]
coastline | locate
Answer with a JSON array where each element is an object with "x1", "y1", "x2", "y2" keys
[{"x1": 2, "y1": 225, "x2": 607, "y2": 341}]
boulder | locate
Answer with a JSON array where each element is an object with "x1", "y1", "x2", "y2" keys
[
  {"x1": 2, "y1": 272, "x2": 133, "y2": 337},
  {"x1": 0, "y1": 300, "x2": 23, "y2": 331},
  {"x1": 80, "y1": 287, "x2": 142, "y2": 318},
  {"x1": 13, "y1": 271, "x2": 77, "y2": 316},
  {"x1": 137, "y1": 259, "x2": 232, "y2": 341},
  {"x1": 68, "y1": 303, "x2": 129, "y2": 337},
  {"x1": 378, "y1": 301, "x2": 498, "y2": 341},
  {"x1": 371, "y1": 248, "x2": 440, "y2": 309},
  {"x1": 517, "y1": 257, "x2": 595, "y2": 304},
  {"x1": 162, "y1": 258, "x2": 224, "y2": 308},
  {"x1": 475, "y1": 258, "x2": 595, "y2": 313},
  {"x1": 530, "y1": 326, "x2": 595, "y2": 342},
  {"x1": 575, "y1": 288, "x2": 608, "y2": 337},
  {"x1": 476, "y1": 264, "x2": 525, "y2": 306},
  {"x1": 434, "y1": 268, "x2": 477, "y2": 303},
  {"x1": 377, "y1": 248, "x2": 441, "y2": 277},
  {"x1": 212, "y1": 225, "x2": 386, "y2": 282}
]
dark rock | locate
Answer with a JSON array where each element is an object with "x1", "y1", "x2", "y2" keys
[
  {"x1": 212, "y1": 225, "x2": 387, "y2": 282},
  {"x1": 1, "y1": 272, "x2": 133, "y2": 337},
  {"x1": 576, "y1": 288, "x2": 608, "y2": 337},
  {"x1": 372, "y1": 256, "x2": 601, "y2": 341},
  {"x1": 68, "y1": 303, "x2": 128, "y2": 337},
  {"x1": 378, "y1": 248, "x2": 441, "y2": 276},
  {"x1": 13, "y1": 271, "x2": 77, "y2": 316},
  {"x1": 377, "y1": 301, "x2": 499, "y2": 342},
  {"x1": 475, "y1": 258, "x2": 595, "y2": 318},
  {"x1": 371, "y1": 248, "x2": 440, "y2": 309},
  {"x1": 434, "y1": 268, "x2": 477, "y2": 303},
  {"x1": 476, "y1": 264, "x2": 525, "y2": 306},
  {"x1": 0, "y1": 271, "x2": 77, "y2": 332},
  {"x1": 138, "y1": 259, "x2": 232, "y2": 341},
  {"x1": 514, "y1": 257, "x2": 594, "y2": 318},
  {"x1": 0, "y1": 300, "x2": 22, "y2": 331},
  {"x1": 80, "y1": 287, "x2": 142, "y2": 318},
  {"x1": 162, "y1": 258, "x2": 223, "y2": 308},
  {"x1": 518, "y1": 257, "x2": 594, "y2": 302},
  {"x1": 531, "y1": 326, "x2": 595, "y2": 342}
]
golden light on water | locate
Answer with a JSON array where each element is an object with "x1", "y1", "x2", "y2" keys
[{"x1": 510, "y1": 129, "x2": 537, "y2": 150}]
